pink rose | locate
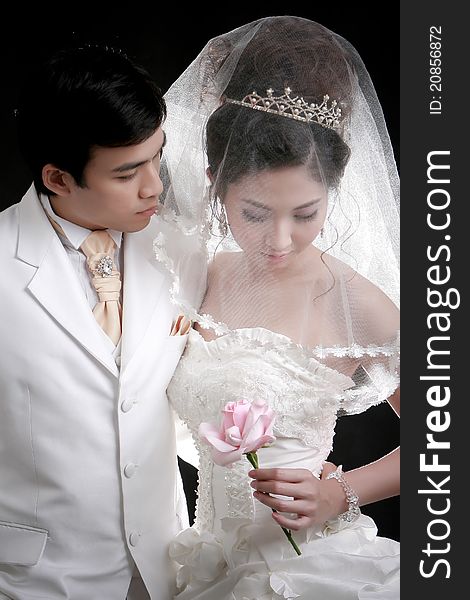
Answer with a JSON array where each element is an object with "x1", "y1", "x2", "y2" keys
[
  {"x1": 199, "y1": 399, "x2": 301, "y2": 555},
  {"x1": 198, "y1": 399, "x2": 276, "y2": 467}
]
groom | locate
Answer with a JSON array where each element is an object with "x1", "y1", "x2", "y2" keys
[{"x1": 0, "y1": 45, "x2": 204, "y2": 599}]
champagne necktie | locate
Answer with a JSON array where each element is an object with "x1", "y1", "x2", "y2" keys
[{"x1": 80, "y1": 230, "x2": 122, "y2": 345}]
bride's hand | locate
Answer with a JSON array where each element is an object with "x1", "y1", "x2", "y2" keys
[
  {"x1": 249, "y1": 462, "x2": 347, "y2": 531},
  {"x1": 320, "y1": 461, "x2": 338, "y2": 480}
]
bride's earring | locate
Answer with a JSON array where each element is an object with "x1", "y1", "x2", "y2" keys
[
  {"x1": 320, "y1": 227, "x2": 325, "y2": 239},
  {"x1": 218, "y1": 203, "x2": 229, "y2": 237}
]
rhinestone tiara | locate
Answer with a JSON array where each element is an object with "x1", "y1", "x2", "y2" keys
[{"x1": 225, "y1": 87, "x2": 342, "y2": 130}]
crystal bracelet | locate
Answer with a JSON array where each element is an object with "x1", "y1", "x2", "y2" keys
[{"x1": 326, "y1": 465, "x2": 361, "y2": 523}]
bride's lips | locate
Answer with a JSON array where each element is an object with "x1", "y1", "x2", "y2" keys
[
  {"x1": 262, "y1": 252, "x2": 293, "y2": 263},
  {"x1": 136, "y1": 205, "x2": 158, "y2": 217}
]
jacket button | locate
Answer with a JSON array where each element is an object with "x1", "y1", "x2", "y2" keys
[
  {"x1": 124, "y1": 463, "x2": 137, "y2": 478},
  {"x1": 129, "y1": 531, "x2": 140, "y2": 547},
  {"x1": 121, "y1": 397, "x2": 135, "y2": 412}
]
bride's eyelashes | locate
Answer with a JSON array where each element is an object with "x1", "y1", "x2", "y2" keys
[
  {"x1": 294, "y1": 210, "x2": 318, "y2": 222},
  {"x1": 242, "y1": 209, "x2": 268, "y2": 223},
  {"x1": 242, "y1": 209, "x2": 319, "y2": 223}
]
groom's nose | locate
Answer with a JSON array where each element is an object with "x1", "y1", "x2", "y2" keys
[{"x1": 139, "y1": 163, "x2": 164, "y2": 199}]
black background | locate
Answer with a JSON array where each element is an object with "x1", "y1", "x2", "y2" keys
[{"x1": 0, "y1": 7, "x2": 400, "y2": 541}]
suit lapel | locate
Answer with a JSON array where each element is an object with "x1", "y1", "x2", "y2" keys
[{"x1": 17, "y1": 187, "x2": 119, "y2": 377}]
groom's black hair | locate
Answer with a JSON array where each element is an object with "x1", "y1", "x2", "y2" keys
[{"x1": 15, "y1": 44, "x2": 166, "y2": 196}]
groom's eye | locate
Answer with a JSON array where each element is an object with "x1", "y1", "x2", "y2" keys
[{"x1": 117, "y1": 172, "x2": 138, "y2": 181}]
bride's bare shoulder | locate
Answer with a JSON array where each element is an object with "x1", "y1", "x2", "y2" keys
[
  {"x1": 207, "y1": 251, "x2": 242, "y2": 282},
  {"x1": 322, "y1": 253, "x2": 399, "y2": 338}
]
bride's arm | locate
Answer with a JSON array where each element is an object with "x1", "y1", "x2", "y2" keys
[
  {"x1": 341, "y1": 387, "x2": 400, "y2": 506},
  {"x1": 250, "y1": 387, "x2": 400, "y2": 531}
]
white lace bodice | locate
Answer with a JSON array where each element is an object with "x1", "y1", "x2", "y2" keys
[{"x1": 169, "y1": 327, "x2": 356, "y2": 531}]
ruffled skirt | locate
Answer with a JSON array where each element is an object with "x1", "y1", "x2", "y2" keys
[{"x1": 170, "y1": 514, "x2": 399, "y2": 599}]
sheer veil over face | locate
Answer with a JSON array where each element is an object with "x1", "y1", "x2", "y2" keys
[{"x1": 157, "y1": 16, "x2": 400, "y2": 413}]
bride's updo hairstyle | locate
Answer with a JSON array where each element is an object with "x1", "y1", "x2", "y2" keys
[{"x1": 205, "y1": 16, "x2": 353, "y2": 198}]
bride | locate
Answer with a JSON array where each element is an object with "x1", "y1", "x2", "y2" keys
[{"x1": 156, "y1": 16, "x2": 400, "y2": 599}]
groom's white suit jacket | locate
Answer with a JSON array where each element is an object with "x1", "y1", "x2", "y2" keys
[{"x1": 0, "y1": 185, "x2": 205, "y2": 599}]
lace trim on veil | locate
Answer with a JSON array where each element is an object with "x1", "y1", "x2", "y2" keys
[
  {"x1": 153, "y1": 211, "x2": 230, "y2": 337},
  {"x1": 153, "y1": 210, "x2": 400, "y2": 360}
]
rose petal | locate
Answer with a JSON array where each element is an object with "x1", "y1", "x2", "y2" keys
[
  {"x1": 198, "y1": 422, "x2": 222, "y2": 441},
  {"x1": 242, "y1": 404, "x2": 259, "y2": 433},
  {"x1": 207, "y1": 436, "x2": 240, "y2": 453},
  {"x1": 199, "y1": 423, "x2": 238, "y2": 452},
  {"x1": 222, "y1": 403, "x2": 236, "y2": 431},
  {"x1": 200, "y1": 399, "x2": 277, "y2": 467},
  {"x1": 252, "y1": 398, "x2": 270, "y2": 411},
  {"x1": 244, "y1": 434, "x2": 272, "y2": 454},
  {"x1": 242, "y1": 400, "x2": 271, "y2": 436},
  {"x1": 243, "y1": 413, "x2": 275, "y2": 449},
  {"x1": 262, "y1": 411, "x2": 275, "y2": 433},
  {"x1": 225, "y1": 425, "x2": 242, "y2": 446},
  {"x1": 242, "y1": 416, "x2": 265, "y2": 446},
  {"x1": 231, "y1": 399, "x2": 251, "y2": 431},
  {"x1": 211, "y1": 446, "x2": 245, "y2": 466}
]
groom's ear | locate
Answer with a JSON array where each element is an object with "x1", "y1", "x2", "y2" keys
[
  {"x1": 42, "y1": 164, "x2": 75, "y2": 197},
  {"x1": 206, "y1": 167, "x2": 214, "y2": 184}
]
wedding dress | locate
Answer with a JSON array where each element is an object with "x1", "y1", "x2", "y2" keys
[{"x1": 167, "y1": 325, "x2": 399, "y2": 600}]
